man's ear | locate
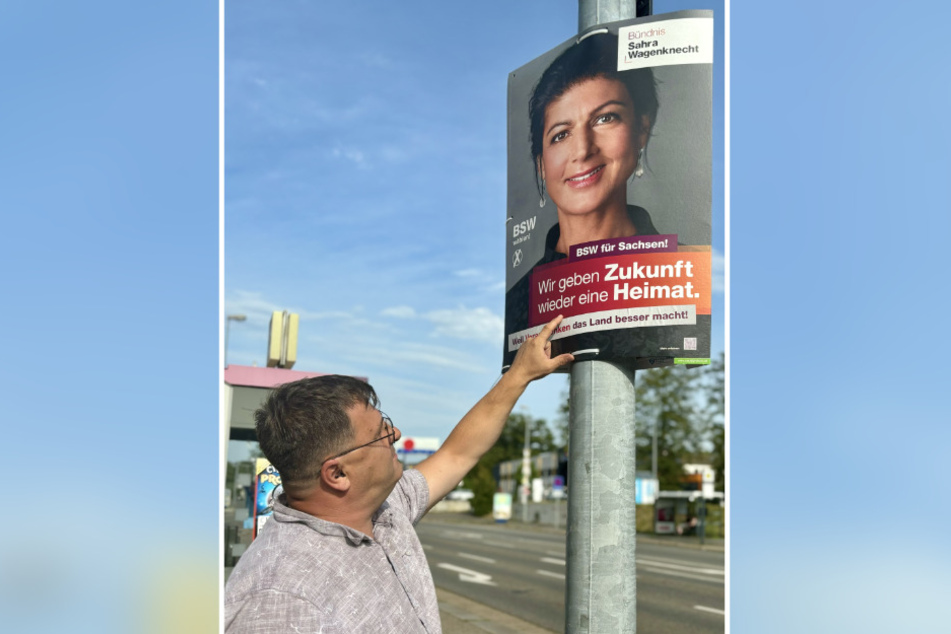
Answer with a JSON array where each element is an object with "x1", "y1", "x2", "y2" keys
[{"x1": 320, "y1": 459, "x2": 351, "y2": 493}]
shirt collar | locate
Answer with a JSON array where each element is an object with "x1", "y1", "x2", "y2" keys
[{"x1": 272, "y1": 495, "x2": 394, "y2": 546}]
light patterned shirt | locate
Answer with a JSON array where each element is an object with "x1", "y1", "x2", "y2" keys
[{"x1": 225, "y1": 469, "x2": 440, "y2": 633}]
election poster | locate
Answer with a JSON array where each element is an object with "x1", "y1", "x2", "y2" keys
[
  {"x1": 252, "y1": 458, "x2": 282, "y2": 539},
  {"x1": 504, "y1": 11, "x2": 714, "y2": 369}
]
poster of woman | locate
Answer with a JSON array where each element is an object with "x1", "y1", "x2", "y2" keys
[{"x1": 503, "y1": 11, "x2": 714, "y2": 369}]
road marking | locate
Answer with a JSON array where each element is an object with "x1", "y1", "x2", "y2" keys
[
  {"x1": 540, "y1": 557, "x2": 565, "y2": 566},
  {"x1": 484, "y1": 540, "x2": 511, "y2": 549},
  {"x1": 441, "y1": 530, "x2": 484, "y2": 540},
  {"x1": 694, "y1": 605, "x2": 725, "y2": 616},
  {"x1": 437, "y1": 563, "x2": 497, "y2": 586},
  {"x1": 459, "y1": 553, "x2": 496, "y2": 564},
  {"x1": 638, "y1": 557, "x2": 724, "y2": 575},
  {"x1": 536, "y1": 569, "x2": 566, "y2": 580},
  {"x1": 637, "y1": 567, "x2": 723, "y2": 585}
]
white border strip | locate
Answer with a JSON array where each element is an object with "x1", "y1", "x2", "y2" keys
[{"x1": 724, "y1": 1, "x2": 732, "y2": 632}]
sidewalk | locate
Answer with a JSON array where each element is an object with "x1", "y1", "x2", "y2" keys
[{"x1": 438, "y1": 587, "x2": 557, "y2": 634}]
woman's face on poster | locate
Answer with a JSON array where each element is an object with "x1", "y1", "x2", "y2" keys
[{"x1": 539, "y1": 75, "x2": 648, "y2": 219}]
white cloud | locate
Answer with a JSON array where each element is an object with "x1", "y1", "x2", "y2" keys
[
  {"x1": 368, "y1": 346, "x2": 482, "y2": 374},
  {"x1": 379, "y1": 303, "x2": 505, "y2": 345},
  {"x1": 226, "y1": 290, "x2": 356, "y2": 325},
  {"x1": 332, "y1": 146, "x2": 369, "y2": 169},
  {"x1": 382, "y1": 306, "x2": 416, "y2": 319},
  {"x1": 424, "y1": 306, "x2": 503, "y2": 344},
  {"x1": 378, "y1": 146, "x2": 411, "y2": 163},
  {"x1": 225, "y1": 290, "x2": 283, "y2": 323}
]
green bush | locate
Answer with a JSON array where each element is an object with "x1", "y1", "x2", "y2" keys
[{"x1": 468, "y1": 463, "x2": 497, "y2": 517}]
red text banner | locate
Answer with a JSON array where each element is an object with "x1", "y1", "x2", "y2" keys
[{"x1": 529, "y1": 251, "x2": 711, "y2": 327}]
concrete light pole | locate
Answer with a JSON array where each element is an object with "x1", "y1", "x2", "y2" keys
[{"x1": 565, "y1": 5, "x2": 649, "y2": 633}]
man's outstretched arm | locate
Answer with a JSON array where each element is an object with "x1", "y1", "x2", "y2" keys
[{"x1": 415, "y1": 315, "x2": 574, "y2": 511}]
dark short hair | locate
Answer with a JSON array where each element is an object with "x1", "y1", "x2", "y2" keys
[
  {"x1": 529, "y1": 32, "x2": 659, "y2": 197},
  {"x1": 254, "y1": 375, "x2": 378, "y2": 487}
]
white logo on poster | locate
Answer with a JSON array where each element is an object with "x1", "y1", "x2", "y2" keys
[
  {"x1": 618, "y1": 16, "x2": 714, "y2": 71},
  {"x1": 513, "y1": 249, "x2": 523, "y2": 267},
  {"x1": 513, "y1": 216, "x2": 536, "y2": 238}
]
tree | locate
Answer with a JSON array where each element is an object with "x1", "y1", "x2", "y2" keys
[
  {"x1": 553, "y1": 356, "x2": 725, "y2": 494},
  {"x1": 554, "y1": 388, "x2": 571, "y2": 452},
  {"x1": 634, "y1": 364, "x2": 707, "y2": 490},
  {"x1": 463, "y1": 412, "x2": 557, "y2": 516},
  {"x1": 697, "y1": 352, "x2": 725, "y2": 491},
  {"x1": 468, "y1": 462, "x2": 497, "y2": 516}
]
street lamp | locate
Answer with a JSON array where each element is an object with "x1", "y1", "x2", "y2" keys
[{"x1": 225, "y1": 314, "x2": 247, "y2": 367}]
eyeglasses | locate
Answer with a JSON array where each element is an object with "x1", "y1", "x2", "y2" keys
[{"x1": 321, "y1": 414, "x2": 397, "y2": 465}]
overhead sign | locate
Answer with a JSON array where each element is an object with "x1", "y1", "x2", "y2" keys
[{"x1": 504, "y1": 11, "x2": 714, "y2": 369}]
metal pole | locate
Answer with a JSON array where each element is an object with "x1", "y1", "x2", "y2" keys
[
  {"x1": 567, "y1": 361, "x2": 638, "y2": 633},
  {"x1": 567, "y1": 3, "x2": 649, "y2": 632},
  {"x1": 522, "y1": 416, "x2": 531, "y2": 523},
  {"x1": 652, "y1": 421, "x2": 658, "y2": 481},
  {"x1": 578, "y1": 0, "x2": 637, "y2": 32}
]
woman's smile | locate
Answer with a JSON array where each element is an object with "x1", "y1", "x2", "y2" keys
[{"x1": 566, "y1": 165, "x2": 605, "y2": 187}]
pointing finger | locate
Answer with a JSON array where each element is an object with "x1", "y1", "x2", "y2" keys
[{"x1": 539, "y1": 314, "x2": 564, "y2": 341}]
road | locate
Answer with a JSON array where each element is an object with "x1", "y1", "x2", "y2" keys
[{"x1": 418, "y1": 516, "x2": 724, "y2": 634}]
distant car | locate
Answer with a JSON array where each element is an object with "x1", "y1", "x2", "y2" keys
[
  {"x1": 546, "y1": 488, "x2": 567, "y2": 500},
  {"x1": 446, "y1": 488, "x2": 475, "y2": 501}
]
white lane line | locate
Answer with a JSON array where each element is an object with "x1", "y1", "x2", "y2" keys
[
  {"x1": 441, "y1": 530, "x2": 484, "y2": 540},
  {"x1": 638, "y1": 557, "x2": 724, "y2": 575},
  {"x1": 537, "y1": 569, "x2": 566, "y2": 580},
  {"x1": 484, "y1": 540, "x2": 512, "y2": 549},
  {"x1": 637, "y1": 567, "x2": 723, "y2": 585},
  {"x1": 458, "y1": 552, "x2": 496, "y2": 564},
  {"x1": 541, "y1": 557, "x2": 565, "y2": 566},
  {"x1": 694, "y1": 605, "x2": 725, "y2": 616},
  {"x1": 437, "y1": 563, "x2": 496, "y2": 586}
]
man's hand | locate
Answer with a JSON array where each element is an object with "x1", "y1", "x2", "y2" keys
[{"x1": 507, "y1": 314, "x2": 575, "y2": 385}]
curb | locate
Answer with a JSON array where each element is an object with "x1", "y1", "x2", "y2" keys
[{"x1": 437, "y1": 587, "x2": 557, "y2": 634}]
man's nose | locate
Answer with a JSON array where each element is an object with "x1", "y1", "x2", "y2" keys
[{"x1": 392, "y1": 425, "x2": 402, "y2": 443}]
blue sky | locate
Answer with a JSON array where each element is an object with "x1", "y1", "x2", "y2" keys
[
  {"x1": 2, "y1": 0, "x2": 950, "y2": 632},
  {"x1": 224, "y1": 0, "x2": 725, "y2": 442}
]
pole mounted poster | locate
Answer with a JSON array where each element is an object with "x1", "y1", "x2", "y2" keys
[{"x1": 504, "y1": 10, "x2": 714, "y2": 369}]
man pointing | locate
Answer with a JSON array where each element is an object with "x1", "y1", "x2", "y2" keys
[{"x1": 225, "y1": 315, "x2": 573, "y2": 633}]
